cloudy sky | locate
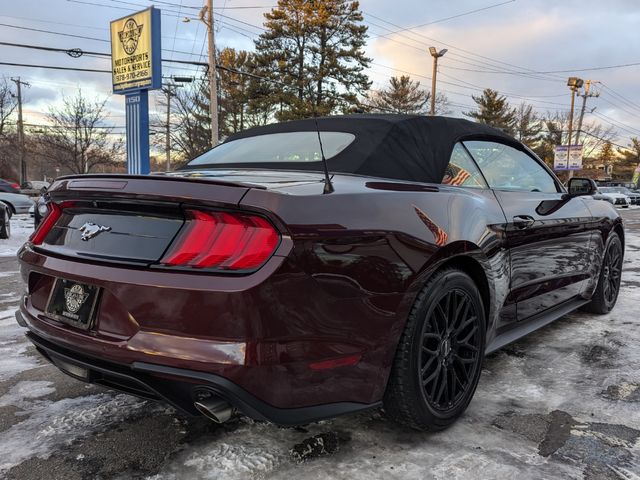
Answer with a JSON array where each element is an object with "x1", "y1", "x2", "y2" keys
[{"x1": 1, "y1": 0, "x2": 639, "y2": 149}]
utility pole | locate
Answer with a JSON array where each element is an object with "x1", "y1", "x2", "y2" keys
[
  {"x1": 161, "y1": 76, "x2": 192, "y2": 172},
  {"x1": 200, "y1": 0, "x2": 219, "y2": 147},
  {"x1": 566, "y1": 77, "x2": 584, "y2": 179},
  {"x1": 161, "y1": 84, "x2": 178, "y2": 172},
  {"x1": 575, "y1": 80, "x2": 599, "y2": 146},
  {"x1": 10, "y1": 77, "x2": 29, "y2": 185},
  {"x1": 428, "y1": 47, "x2": 447, "y2": 116}
]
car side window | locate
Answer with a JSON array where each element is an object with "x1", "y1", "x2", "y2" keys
[
  {"x1": 440, "y1": 143, "x2": 487, "y2": 189},
  {"x1": 463, "y1": 140, "x2": 559, "y2": 193}
]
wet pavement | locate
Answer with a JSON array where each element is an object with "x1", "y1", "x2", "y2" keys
[{"x1": 0, "y1": 210, "x2": 639, "y2": 480}]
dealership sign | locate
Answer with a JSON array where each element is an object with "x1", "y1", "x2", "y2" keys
[
  {"x1": 110, "y1": 7, "x2": 161, "y2": 175},
  {"x1": 110, "y1": 8, "x2": 161, "y2": 94},
  {"x1": 554, "y1": 145, "x2": 583, "y2": 171}
]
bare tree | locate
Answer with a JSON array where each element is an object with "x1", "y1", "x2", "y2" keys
[
  {"x1": 0, "y1": 77, "x2": 17, "y2": 137},
  {"x1": 169, "y1": 82, "x2": 212, "y2": 164},
  {"x1": 534, "y1": 111, "x2": 617, "y2": 166},
  {"x1": 39, "y1": 90, "x2": 122, "y2": 174},
  {"x1": 0, "y1": 78, "x2": 18, "y2": 179}
]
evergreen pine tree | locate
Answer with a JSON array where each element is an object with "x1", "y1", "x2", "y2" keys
[
  {"x1": 464, "y1": 89, "x2": 516, "y2": 134},
  {"x1": 253, "y1": 0, "x2": 371, "y2": 120}
]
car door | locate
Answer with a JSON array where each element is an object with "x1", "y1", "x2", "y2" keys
[{"x1": 463, "y1": 140, "x2": 594, "y2": 323}]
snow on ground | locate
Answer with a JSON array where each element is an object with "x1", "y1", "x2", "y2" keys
[
  {"x1": 0, "y1": 214, "x2": 32, "y2": 257},
  {"x1": 0, "y1": 211, "x2": 639, "y2": 479}
]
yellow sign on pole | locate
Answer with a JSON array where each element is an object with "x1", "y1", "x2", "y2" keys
[{"x1": 110, "y1": 7, "x2": 161, "y2": 93}]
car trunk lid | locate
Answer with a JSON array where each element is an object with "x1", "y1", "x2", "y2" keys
[{"x1": 37, "y1": 174, "x2": 255, "y2": 266}]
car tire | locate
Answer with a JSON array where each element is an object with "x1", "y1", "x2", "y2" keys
[
  {"x1": 0, "y1": 208, "x2": 10, "y2": 239},
  {"x1": 384, "y1": 267, "x2": 486, "y2": 431},
  {"x1": 582, "y1": 232, "x2": 623, "y2": 314},
  {"x1": 0, "y1": 202, "x2": 12, "y2": 219}
]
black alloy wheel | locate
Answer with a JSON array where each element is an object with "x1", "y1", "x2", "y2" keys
[
  {"x1": 582, "y1": 232, "x2": 623, "y2": 314},
  {"x1": 385, "y1": 268, "x2": 486, "y2": 431},
  {"x1": 601, "y1": 239, "x2": 622, "y2": 307},
  {"x1": 420, "y1": 289, "x2": 482, "y2": 412}
]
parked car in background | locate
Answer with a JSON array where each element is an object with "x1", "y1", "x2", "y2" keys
[
  {"x1": 21, "y1": 180, "x2": 51, "y2": 196},
  {"x1": 597, "y1": 187, "x2": 631, "y2": 208},
  {"x1": 0, "y1": 179, "x2": 20, "y2": 193},
  {"x1": 0, "y1": 192, "x2": 35, "y2": 216},
  {"x1": 0, "y1": 202, "x2": 10, "y2": 239},
  {"x1": 16, "y1": 115, "x2": 624, "y2": 432},
  {"x1": 22, "y1": 180, "x2": 50, "y2": 190},
  {"x1": 608, "y1": 186, "x2": 640, "y2": 205}
]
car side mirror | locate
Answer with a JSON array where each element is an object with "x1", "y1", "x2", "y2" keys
[{"x1": 567, "y1": 178, "x2": 597, "y2": 197}]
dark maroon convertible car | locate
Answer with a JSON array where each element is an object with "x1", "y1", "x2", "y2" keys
[{"x1": 16, "y1": 115, "x2": 623, "y2": 431}]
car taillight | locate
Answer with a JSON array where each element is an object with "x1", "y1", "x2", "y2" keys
[
  {"x1": 11, "y1": 183, "x2": 19, "y2": 190},
  {"x1": 160, "y1": 209, "x2": 280, "y2": 271},
  {"x1": 29, "y1": 202, "x2": 64, "y2": 245}
]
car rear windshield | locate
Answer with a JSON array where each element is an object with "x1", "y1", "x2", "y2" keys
[{"x1": 187, "y1": 131, "x2": 356, "y2": 167}]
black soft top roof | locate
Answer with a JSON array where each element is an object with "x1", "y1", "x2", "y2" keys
[{"x1": 222, "y1": 114, "x2": 518, "y2": 184}]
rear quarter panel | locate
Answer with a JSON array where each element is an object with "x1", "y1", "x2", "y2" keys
[
  {"x1": 581, "y1": 196, "x2": 624, "y2": 297},
  {"x1": 241, "y1": 177, "x2": 510, "y2": 401}
]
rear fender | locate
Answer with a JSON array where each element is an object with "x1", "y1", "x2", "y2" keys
[{"x1": 393, "y1": 241, "x2": 497, "y2": 334}]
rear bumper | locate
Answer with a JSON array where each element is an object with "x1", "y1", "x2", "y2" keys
[{"x1": 24, "y1": 326, "x2": 380, "y2": 425}]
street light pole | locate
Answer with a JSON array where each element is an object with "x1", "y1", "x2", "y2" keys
[
  {"x1": 428, "y1": 47, "x2": 447, "y2": 116},
  {"x1": 566, "y1": 77, "x2": 584, "y2": 179},
  {"x1": 201, "y1": 0, "x2": 219, "y2": 147}
]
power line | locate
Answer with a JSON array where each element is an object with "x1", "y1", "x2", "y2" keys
[
  {"x1": 520, "y1": 62, "x2": 640, "y2": 75},
  {"x1": 578, "y1": 130, "x2": 632, "y2": 151},
  {"x1": 0, "y1": 62, "x2": 110, "y2": 73},
  {"x1": 598, "y1": 96, "x2": 640, "y2": 120},
  {"x1": 363, "y1": 12, "x2": 574, "y2": 85},
  {"x1": 23, "y1": 122, "x2": 126, "y2": 129},
  {"x1": 0, "y1": 40, "x2": 209, "y2": 68},
  {"x1": 167, "y1": 0, "x2": 184, "y2": 64},
  {"x1": 4, "y1": 5, "x2": 640, "y2": 141},
  {"x1": 601, "y1": 83, "x2": 640, "y2": 112},
  {"x1": 436, "y1": 71, "x2": 569, "y2": 106},
  {"x1": 66, "y1": 0, "x2": 268, "y2": 34},
  {"x1": 591, "y1": 110, "x2": 640, "y2": 137},
  {"x1": 0, "y1": 22, "x2": 108, "y2": 43},
  {"x1": 368, "y1": 1, "x2": 516, "y2": 39},
  {"x1": 107, "y1": 0, "x2": 275, "y2": 10},
  {"x1": 369, "y1": 61, "x2": 572, "y2": 112}
]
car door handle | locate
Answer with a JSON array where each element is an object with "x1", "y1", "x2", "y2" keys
[{"x1": 513, "y1": 215, "x2": 535, "y2": 229}]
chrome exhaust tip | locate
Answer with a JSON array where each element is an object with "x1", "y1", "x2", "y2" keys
[{"x1": 194, "y1": 397, "x2": 233, "y2": 423}]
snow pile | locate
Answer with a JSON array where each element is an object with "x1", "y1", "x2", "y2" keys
[
  {"x1": 0, "y1": 393, "x2": 149, "y2": 473},
  {"x1": 0, "y1": 381, "x2": 56, "y2": 408},
  {"x1": 150, "y1": 421, "x2": 293, "y2": 480},
  {"x1": 0, "y1": 307, "x2": 42, "y2": 382}
]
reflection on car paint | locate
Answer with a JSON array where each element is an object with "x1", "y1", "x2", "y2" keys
[{"x1": 413, "y1": 204, "x2": 448, "y2": 246}]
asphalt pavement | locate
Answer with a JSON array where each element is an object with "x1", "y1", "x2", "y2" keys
[{"x1": 0, "y1": 210, "x2": 639, "y2": 480}]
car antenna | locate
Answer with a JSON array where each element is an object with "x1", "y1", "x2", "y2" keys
[{"x1": 312, "y1": 115, "x2": 334, "y2": 194}]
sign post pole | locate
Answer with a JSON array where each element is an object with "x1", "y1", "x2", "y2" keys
[
  {"x1": 125, "y1": 91, "x2": 150, "y2": 175},
  {"x1": 110, "y1": 7, "x2": 161, "y2": 175}
]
